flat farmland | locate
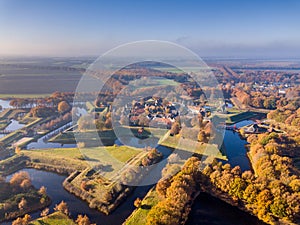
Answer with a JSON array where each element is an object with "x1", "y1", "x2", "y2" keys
[{"x1": 0, "y1": 68, "x2": 82, "y2": 95}]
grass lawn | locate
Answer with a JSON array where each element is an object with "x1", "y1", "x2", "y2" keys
[
  {"x1": 22, "y1": 146, "x2": 143, "y2": 173},
  {"x1": 0, "y1": 109, "x2": 13, "y2": 119},
  {"x1": 0, "y1": 155, "x2": 27, "y2": 176},
  {"x1": 85, "y1": 101, "x2": 94, "y2": 112},
  {"x1": 0, "y1": 119, "x2": 9, "y2": 130},
  {"x1": 130, "y1": 77, "x2": 179, "y2": 88},
  {"x1": 99, "y1": 145, "x2": 142, "y2": 162},
  {"x1": 159, "y1": 134, "x2": 226, "y2": 160},
  {"x1": 116, "y1": 126, "x2": 168, "y2": 139},
  {"x1": 226, "y1": 111, "x2": 265, "y2": 124},
  {"x1": 79, "y1": 145, "x2": 144, "y2": 179},
  {"x1": 65, "y1": 148, "x2": 157, "y2": 215},
  {"x1": 22, "y1": 148, "x2": 89, "y2": 171},
  {"x1": 153, "y1": 66, "x2": 209, "y2": 74},
  {"x1": 124, "y1": 188, "x2": 159, "y2": 225},
  {"x1": 153, "y1": 67, "x2": 184, "y2": 74},
  {"x1": 30, "y1": 212, "x2": 76, "y2": 225},
  {"x1": 52, "y1": 126, "x2": 168, "y2": 144},
  {"x1": 0, "y1": 118, "x2": 43, "y2": 146},
  {"x1": 0, "y1": 130, "x2": 23, "y2": 145},
  {"x1": 0, "y1": 109, "x2": 29, "y2": 120},
  {"x1": 214, "y1": 110, "x2": 265, "y2": 125}
]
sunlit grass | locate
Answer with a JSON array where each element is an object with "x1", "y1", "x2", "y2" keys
[{"x1": 30, "y1": 212, "x2": 76, "y2": 225}]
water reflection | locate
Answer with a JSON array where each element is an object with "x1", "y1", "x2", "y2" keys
[
  {"x1": 0, "y1": 99, "x2": 12, "y2": 110},
  {"x1": 27, "y1": 123, "x2": 77, "y2": 149},
  {"x1": 222, "y1": 120, "x2": 254, "y2": 171},
  {"x1": 186, "y1": 193, "x2": 266, "y2": 225},
  {"x1": 5, "y1": 119, "x2": 25, "y2": 131}
]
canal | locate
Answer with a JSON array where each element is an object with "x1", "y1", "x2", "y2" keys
[
  {"x1": 3, "y1": 146, "x2": 172, "y2": 225},
  {"x1": 1, "y1": 97, "x2": 265, "y2": 225},
  {"x1": 186, "y1": 120, "x2": 266, "y2": 225},
  {"x1": 3, "y1": 120, "x2": 262, "y2": 225}
]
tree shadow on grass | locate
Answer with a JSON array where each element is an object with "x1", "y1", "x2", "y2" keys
[{"x1": 141, "y1": 204, "x2": 151, "y2": 210}]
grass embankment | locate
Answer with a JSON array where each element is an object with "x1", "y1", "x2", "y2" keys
[
  {"x1": 64, "y1": 148, "x2": 162, "y2": 215},
  {"x1": 226, "y1": 111, "x2": 266, "y2": 124},
  {"x1": 159, "y1": 133, "x2": 226, "y2": 160},
  {"x1": 30, "y1": 212, "x2": 76, "y2": 225},
  {"x1": 0, "y1": 109, "x2": 13, "y2": 130},
  {"x1": 51, "y1": 125, "x2": 226, "y2": 160},
  {"x1": 0, "y1": 109, "x2": 29, "y2": 121},
  {"x1": 0, "y1": 155, "x2": 28, "y2": 176},
  {"x1": 152, "y1": 67, "x2": 184, "y2": 74},
  {"x1": 132, "y1": 77, "x2": 179, "y2": 88},
  {"x1": 22, "y1": 145, "x2": 142, "y2": 174},
  {"x1": 0, "y1": 109, "x2": 13, "y2": 119},
  {"x1": 22, "y1": 148, "x2": 89, "y2": 174},
  {"x1": 50, "y1": 126, "x2": 167, "y2": 145},
  {"x1": 50, "y1": 129, "x2": 116, "y2": 145},
  {"x1": 0, "y1": 118, "x2": 43, "y2": 147},
  {"x1": 25, "y1": 146, "x2": 141, "y2": 164},
  {"x1": 85, "y1": 101, "x2": 94, "y2": 113},
  {"x1": 124, "y1": 188, "x2": 159, "y2": 225},
  {"x1": 0, "y1": 130, "x2": 24, "y2": 145},
  {"x1": 0, "y1": 145, "x2": 142, "y2": 177},
  {"x1": 0, "y1": 119, "x2": 10, "y2": 130}
]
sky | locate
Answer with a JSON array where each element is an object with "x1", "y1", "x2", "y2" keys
[{"x1": 1, "y1": 0, "x2": 300, "y2": 58}]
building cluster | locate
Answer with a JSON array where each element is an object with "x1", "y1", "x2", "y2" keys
[{"x1": 124, "y1": 97, "x2": 179, "y2": 128}]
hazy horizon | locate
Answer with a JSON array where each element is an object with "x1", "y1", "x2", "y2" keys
[{"x1": 1, "y1": 0, "x2": 300, "y2": 58}]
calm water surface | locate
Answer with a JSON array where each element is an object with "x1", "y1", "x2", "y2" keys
[
  {"x1": 1, "y1": 99, "x2": 263, "y2": 225},
  {"x1": 186, "y1": 119, "x2": 266, "y2": 225},
  {"x1": 4, "y1": 168, "x2": 152, "y2": 225}
]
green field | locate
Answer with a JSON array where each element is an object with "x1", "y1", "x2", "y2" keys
[
  {"x1": 130, "y1": 77, "x2": 179, "y2": 88},
  {"x1": 153, "y1": 67, "x2": 184, "y2": 74},
  {"x1": 0, "y1": 117, "x2": 43, "y2": 147},
  {"x1": 30, "y1": 212, "x2": 76, "y2": 225},
  {"x1": 124, "y1": 188, "x2": 159, "y2": 225},
  {"x1": 214, "y1": 110, "x2": 266, "y2": 125},
  {"x1": 50, "y1": 125, "x2": 226, "y2": 160},
  {"x1": 0, "y1": 119, "x2": 9, "y2": 130},
  {"x1": 159, "y1": 133, "x2": 226, "y2": 160},
  {"x1": 22, "y1": 145, "x2": 143, "y2": 172},
  {"x1": 226, "y1": 111, "x2": 261, "y2": 124},
  {"x1": 50, "y1": 126, "x2": 168, "y2": 145},
  {"x1": 153, "y1": 66, "x2": 210, "y2": 74}
]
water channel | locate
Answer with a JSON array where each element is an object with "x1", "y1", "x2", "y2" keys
[
  {"x1": 1, "y1": 99, "x2": 265, "y2": 225},
  {"x1": 2, "y1": 120, "x2": 264, "y2": 225},
  {"x1": 186, "y1": 119, "x2": 266, "y2": 225},
  {"x1": 27, "y1": 123, "x2": 77, "y2": 149}
]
